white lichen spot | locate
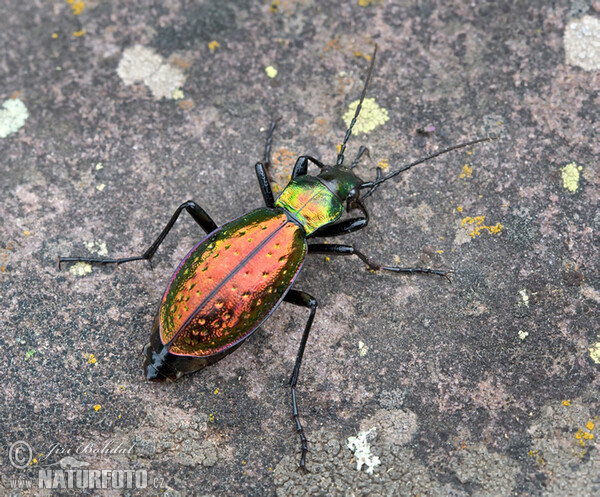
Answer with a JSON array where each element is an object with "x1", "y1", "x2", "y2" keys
[
  {"x1": 358, "y1": 340, "x2": 368, "y2": 357},
  {"x1": 95, "y1": 162, "x2": 103, "y2": 170},
  {"x1": 0, "y1": 98, "x2": 29, "y2": 138},
  {"x1": 564, "y1": 15, "x2": 600, "y2": 71},
  {"x1": 518, "y1": 330, "x2": 529, "y2": 340},
  {"x1": 70, "y1": 262, "x2": 92, "y2": 276},
  {"x1": 96, "y1": 183, "x2": 105, "y2": 191},
  {"x1": 172, "y1": 88, "x2": 184, "y2": 100},
  {"x1": 144, "y1": 63, "x2": 186, "y2": 100},
  {"x1": 561, "y1": 162, "x2": 582, "y2": 193},
  {"x1": 347, "y1": 427, "x2": 381, "y2": 474},
  {"x1": 519, "y1": 289, "x2": 529, "y2": 307},
  {"x1": 117, "y1": 45, "x2": 163, "y2": 84},
  {"x1": 117, "y1": 45, "x2": 186, "y2": 100},
  {"x1": 265, "y1": 65, "x2": 278, "y2": 78},
  {"x1": 342, "y1": 98, "x2": 389, "y2": 134},
  {"x1": 581, "y1": 285, "x2": 600, "y2": 303},
  {"x1": 590, "y1": 342, "x2": 600, "y2": 364}
]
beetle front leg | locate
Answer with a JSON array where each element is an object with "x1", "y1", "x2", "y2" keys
[
  {"x1": 283, "y1": 289, "x2": 318, "y2": 469},
  {"x1": 309, "y1": 217, "x2": 368, "y2": 237},
  {"x1": 291, "y1": 156, "x2": 326, "y2": 179},
  {"x1": 308, "y1": 243, "x2": 450, "y2": 279},
  {"x1": 309, "y1": 198, "x2": 369, "y2": 237},
  {"x1": 59, "y1": 201, "x2": 218, "y2": 268}
]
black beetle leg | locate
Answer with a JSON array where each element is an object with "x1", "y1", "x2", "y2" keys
[
  {"x1": 255, "y1": 162, "x2": 275, "y2": 208},
  {"x1": 255, "y1": 121, "x2": 278, "y2": 207},
  {"x1": 309, "y1": 199, "x2": 369, "y2": 238},
  {"x1": 58, "y1": 201, "x2": 218, "y2": 269},
  {"x1": 309, "y1": 217, "x2": 368, "y2": 238},
  {"x1": 292, "y1": 156, "x2": 326, "y2": 179},
  {"x1": 308, "y1": 243, "x2": 451, "y2": 280},
  {"x1": 283, "y1": 289, "x2": 318, "y2": 470},
  {"x1": 349, "y1": 145, "x2": 370, "y2": 170}
]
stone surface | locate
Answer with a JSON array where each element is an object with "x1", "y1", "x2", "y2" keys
[{"x1": 1, "y1": 1, "x2": 598, "y2": 495}]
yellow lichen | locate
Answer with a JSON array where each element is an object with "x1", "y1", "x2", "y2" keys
[
  {"x1": 378, "y1": 158, "x2": 389, "y2": 170},
  {"x1": 562, "y1": 400, "x2": 571, "y2": 406},
  {"x1": 88, "y1": 354, "x2": 97, "y2": 364},
  {"x1": 342, "y1": 98, "x2": 389, "y2": 134},
  {"x1": 71, "y1": 1, "x2": 85, "y2": 15},
  {"x1": 461, "y1": 216, "x2": 503, "y2": 237},
  {"x1": 528, "y1": 450, "x2": 545, "y2": 466},
  {"x1": 460, "y1": 164, "x2": 473, "y2": 178},
  {"x1": 73, "y1": 29, "x2": 86, "y2": 37},
  {"x1": 208, "y1": 40, "x2": 220, "y2": 52},
  {"x1": 575, "y1": 419, "x2": 596, "y2": 448},
  {"x1": 94, "y1": 405, "x2": 101, "y2": 411}
]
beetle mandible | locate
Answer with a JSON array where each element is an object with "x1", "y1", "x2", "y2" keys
[{"x1": 59, "y1": 45, "x2": 492, "y2": 468}]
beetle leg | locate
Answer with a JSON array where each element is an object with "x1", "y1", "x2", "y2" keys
[
  {"x1": 308, "y1": 244, "x2": 450, "y2": 280},
  {"x1": 292, "y1": 155, "x2": 326, "y2": 179},
  {"x1": 255, "y1": 121, "x2": 278, "y2": 207},
  {"x1": 255, "y1": 162, "x2": 275, "y2": 208},
  {"x1": 283, "y1": 289, "x2": 318, "y2": 469},
  {"x1": 349, "y1": 145, "x2": 370, "y2": 170},
  {"x1": 291, "y1": 157, "x2": 308, "y2": 178},
  {"x1": 309, "y1": 217, "x2": 368, "y2": 237},
  {"x1": 309, "y1": 198, "x2": 369, "y2": 237},
  {"x1": 58, "y1": 201, "x2": 218, "y2": 268}
]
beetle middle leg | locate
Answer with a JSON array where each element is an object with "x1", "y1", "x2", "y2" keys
[
  {"x1": 308, "y1": 243, "x2": 450, "y2": 279},
  {"x1": 283, "y1": 288, "x2": 318, "y2": 469},
  {"x1": 58, "y1": 201, "x2": 218, "y2": 268}
]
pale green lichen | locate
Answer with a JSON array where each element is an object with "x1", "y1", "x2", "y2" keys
[
  {"x1": 589, "y1": 342, "x2": 600, "y2": 364},
  {"x1": 84, "y1": 240, "x2": 108, "y2": 257},
  {"x1": 561, "y1": 162, "x2": 582, "y2": 193},
  {"x1": 342, "y1": 97, "x2": 389, "y2": 134},
  {"x1": 265, "y1": 66, "x2": 278, "y2": 78},
  {"x1": 0, "y1": 98, "x2": 29, "y2": 138},
  {"x1": 70, "y1": 262, "x2": 92, "y2": 276},
  {"x1": 519, "y1": 289, "x2": 529, "y2": 307}
]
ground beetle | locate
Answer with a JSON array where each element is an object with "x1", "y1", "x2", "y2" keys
[{"x1": 60, "y1": 46, "x2": 492, "y2": 468}]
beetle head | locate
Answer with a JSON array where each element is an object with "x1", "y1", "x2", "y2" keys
[{"x1": 318, "y1": 165, "x2": 364, "y2": 203}]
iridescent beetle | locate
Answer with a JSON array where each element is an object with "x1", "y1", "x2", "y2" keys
[{"x1": 60, "y1": 46, "x2": 492, "y2": 468}]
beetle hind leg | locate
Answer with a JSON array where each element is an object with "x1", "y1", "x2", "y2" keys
[
  {"x1": 308, "y1": 243, "x2": 450, "y2": 280},
  {"x1": 284, "y1": 289, "x2": 318, "y2": 469},
  {"x1": 58, "y1": 201, "x2": 218, "y2": 269}
]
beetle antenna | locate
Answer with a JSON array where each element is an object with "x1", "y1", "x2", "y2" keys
[
  {"x1": 336, "y1": 44, "x2": 378, "y2": 167},
  {"x1": 360, "y1": 135, "x2": 496, "y2": 200}
]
